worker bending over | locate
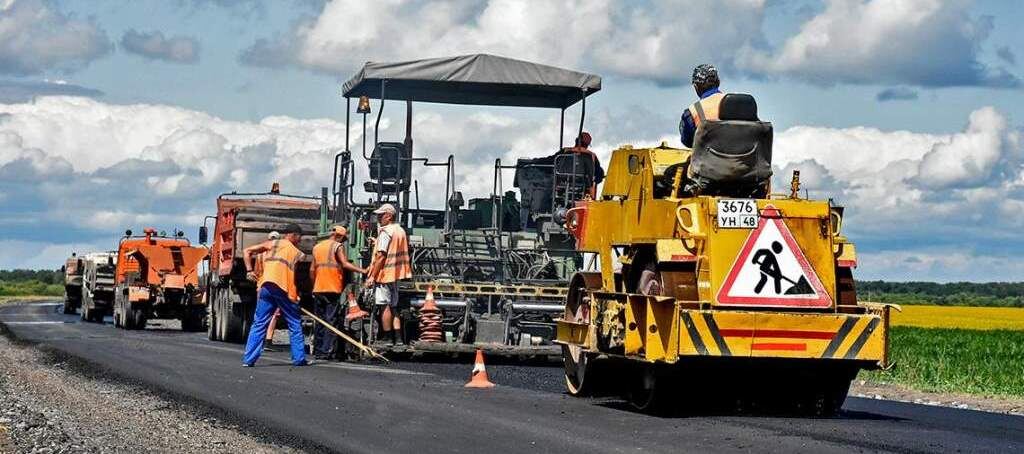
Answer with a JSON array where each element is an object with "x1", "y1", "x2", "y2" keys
[
  {"x1": 241, "y1": 223, "x2": 308, "y2": 367},
  {"x1": 310, "y1": 225, "x2": 366, "y2": 360},
  {"x1": 364, "y1": 204, "x2": 412, "y2": 345},
  {"x1": 679, "y1": 64, "x2": 726, "y2": 148}
]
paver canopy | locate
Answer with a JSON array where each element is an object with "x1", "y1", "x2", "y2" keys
[{"x1": 342, "y1": 53, "x2": 601, "y2": 108}]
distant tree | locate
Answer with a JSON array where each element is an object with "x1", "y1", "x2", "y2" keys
[{"x1": 856, "y1": 281, "x2": 1024, "y2": 307}]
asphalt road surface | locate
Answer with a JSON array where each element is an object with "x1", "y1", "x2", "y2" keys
[{"x1": 2, "y1": 301, "x2": 1022, "y2": 453}]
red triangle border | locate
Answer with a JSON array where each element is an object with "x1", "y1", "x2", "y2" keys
[{"x1": 716, "y1": 205, "x2": 833, "y2": 308}]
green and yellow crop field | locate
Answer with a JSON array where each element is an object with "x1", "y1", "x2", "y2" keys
[
  {"x1": 892, "y1": 305, "x2": 1024, "y2": 330},
  {"x1": 863, "y1": 305, "x2": 1024, "y2": 397}
]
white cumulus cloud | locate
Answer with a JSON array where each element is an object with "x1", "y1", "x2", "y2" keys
[
  {"x1": 740, "y1": 0, "x2": 1019, "y2": 87},
  {"x1": 239, "y1": 0, "x2": 1017, "y2": 89},
  {"x1": 0, "y1": 0, "x2": 112, "y2": 75}
]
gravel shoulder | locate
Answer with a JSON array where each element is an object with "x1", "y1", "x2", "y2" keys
[
  {"x1": 851, "y1": 380, "x2": 1024, "y2": 416},
  {"x1": 0, "y1": 329, "x2": 299, "y2": 453}
]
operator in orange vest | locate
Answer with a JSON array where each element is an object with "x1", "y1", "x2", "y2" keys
[
  {"x1": 241, "y1": 223, "x2": 308, "y2": 367},
  {"x1": 679, "y1": 63, "x2": 726, "y2": 148},
  {"x1": 309, "y1": 225, "x2": 366, "y2": 360},
  {"x1": 364, "y1": 203, "x2": 413, "y2": 345},
  {"x1": 558, "y1": 131, "x2": 605, "y2": 197}
]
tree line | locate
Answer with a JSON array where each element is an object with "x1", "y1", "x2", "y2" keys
[
  {"x1": 0, "y1": 269, "x2": 64, "y2": 297},
  {"x1": 1, "y1": 269, "x2": 1022, "y2": 305},
  {"x1": 857, "y1": 281, "x2": 1024, "y2": 307}
]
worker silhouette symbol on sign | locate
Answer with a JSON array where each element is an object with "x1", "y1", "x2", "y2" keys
[
  {"x1": 752, "y1": 241, "x2": 785, "y2": 294},
  {"x1": 751, "y1": 241, "x2": 815, "y2": 296}
]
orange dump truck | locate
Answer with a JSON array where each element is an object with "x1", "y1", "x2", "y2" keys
[
  {"x1": 112, "y1": 228, "x2": 208, "y2": 331},
  {"x1": 202, "y1": 190, "x2": 320, "y2": 343}
]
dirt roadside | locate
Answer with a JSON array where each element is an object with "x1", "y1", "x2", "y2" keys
[
  {"x1": 851, "y1": 380, "x2": 1023, "y2": 416},
  {"x1": 0, "y1": 333, "x2": 299, "y2": 453}
]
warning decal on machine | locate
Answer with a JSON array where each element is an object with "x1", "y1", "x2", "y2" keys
[{"x1": 717, "y1": 205, "x2": 832, "y2": 308}]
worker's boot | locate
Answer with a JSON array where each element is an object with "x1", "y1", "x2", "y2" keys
[
  {"x1": 386, "y1": 330, "x2": 396, "y2": 345},
  {"x1": 263, "y1": 338, "x2": 277, "y2": 352}
]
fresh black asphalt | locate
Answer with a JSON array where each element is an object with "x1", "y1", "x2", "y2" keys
[{"x1": 2, "y1": 301, "x2": 1022, "y2": 453}]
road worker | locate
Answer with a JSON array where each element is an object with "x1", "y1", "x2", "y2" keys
[
  {"x1": 310, "y1": 225, "x2": 367, "y2": 360},
  {"x1": 558, "y1": 131, "x2": 604, "y2": 197},
  {"x1": 679, "y1": 64, "x2": 725, "y2": 148},
  {"x1": 262, "y1": 231, "x2": 282, "y2": 351},
  {"x1": 241, "y1": 223, "x2": 308, "y2": 366},
  {"x1": 364, "y1": 203, "x2": 412, "y2": 345}
]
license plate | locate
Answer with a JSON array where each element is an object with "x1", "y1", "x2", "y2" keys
[{"x1": 717, "y1": 199, "x2": 758, "y2": 229}]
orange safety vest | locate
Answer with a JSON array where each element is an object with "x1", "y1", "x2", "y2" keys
[
  {"x1": 569, "y1": 147, "x2": 600, "y2": 198},
  {"x1": 258, "y1": 239, "x2": 302, "y2": 302},
  {"x1": 687, "y1": 92, "x2": 726, "y2": 128},
  {"x1": 312, "y1": 239, "x2": 344, "y2": 294},
  {"x1": 377, "y1": 224, "x2": 412, "y2": 284}
]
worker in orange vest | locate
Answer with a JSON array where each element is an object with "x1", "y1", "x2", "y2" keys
[
  {"x1": 679, "y1": 64, "x2": 725, "y2": 148},
  {"x1": 364, "y1": 203, "x2": 413, "y2": 345},
  {"x1": 558, "y1": 131, "x2": 604, "y2": 198},
  {"x1": 309, "y1": 225, "x2": 366, "y2": 360},
  {"x1": 261, "y1": 231, "x2": 282, "y2": 352},
  {"x1": 241, "y1": 223, "x2": 308, "y2": 367}
]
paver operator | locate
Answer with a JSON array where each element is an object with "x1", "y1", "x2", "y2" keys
[
  {"x1": 364, "y1": 203, "x2": 413, "y2": 345},
  {"x1": 679, "y1": 63, "x2": 726, "y2": 148},
  {"x1": 310, "y1": 225, "x2": 366, "y2": 360},
  {"x1": 241, "y1": 223, "x2": 308, "y2": 367}
]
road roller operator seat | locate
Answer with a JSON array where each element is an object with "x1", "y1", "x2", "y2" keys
[{"x1": 686, "y1": 93, "x2": 773, "y2": 198}]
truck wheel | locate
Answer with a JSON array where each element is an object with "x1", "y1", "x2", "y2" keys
[
  {"x1": 220, "y1": 287, "x2": 244, "y2": 343},
  {"x1": 91, "y1": 305, "x2": 106, "y2": 323},
  {"x1": 207, "y1": 303, "x2": 218, "y2": 340},
  {"x1": 127, "y1": 307, "x2": 147, "y2": 330},
  {"x1": 627, "y1": 364, "x2": 679, "y2": 414},
  {"x1": 112, "y1": 297, "x2": 122, "y2": 328}
]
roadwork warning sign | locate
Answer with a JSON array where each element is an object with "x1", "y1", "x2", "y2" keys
[{"x1": 717, "y1": 206, "x2": 832, "y2": 308}]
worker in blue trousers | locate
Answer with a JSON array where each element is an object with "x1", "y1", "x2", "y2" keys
[{"x1": 240, "y1": 223, "x2": 309, "y2": 367}]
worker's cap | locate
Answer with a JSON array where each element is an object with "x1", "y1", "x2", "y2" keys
[
  {"x1": 692, "y1": 64, "x2": 719, "y2": 86},
  {"x1": 268, "y1": 231, "x2": 280, "y2": 239},
  {"x1": 331, "y1": 225, "x2": 348, "y2": 237},
  {"x1": 373, "y1": 203, "x2": 396, "y2": 215},
  {"x1": 282, "y1": 223, "x2": 302, "y2": 234},
  {"x1": 576, "y1": 131, "x2": 592, "y2": 147}
]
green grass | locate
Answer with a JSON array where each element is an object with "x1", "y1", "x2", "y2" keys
[
  {"x1": 0, "y1": 280, "x2": 63, "y2": 297},
  {"x1": 862, "y1": 327, "x2": 1024, "y2": 397}
]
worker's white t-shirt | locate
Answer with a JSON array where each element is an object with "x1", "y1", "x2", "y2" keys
[{"x1": 376, "y1": 228, "x2": 392, "y2": 253}]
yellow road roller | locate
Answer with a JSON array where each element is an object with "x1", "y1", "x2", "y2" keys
[{"x1": 557, "y1": 134, "x2": 890, "y2": 415}]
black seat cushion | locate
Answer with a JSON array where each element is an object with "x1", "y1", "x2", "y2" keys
[{"x1": 719, "y1": 94, "x2": 758, "y2": 121}]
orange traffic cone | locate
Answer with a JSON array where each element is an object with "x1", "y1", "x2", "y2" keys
[
  {"x1": 344, "y1": 291, "x2": 369, "y2": 322},
  {"x1": 421, "y1": 286, "x2": 438, "y2": 312},
  {"x1": 464, "y1": 349, "x2": 495, "y2": 388},
  {"x1": 418, "y1": 286, "x2": 444, "y2": 343}
]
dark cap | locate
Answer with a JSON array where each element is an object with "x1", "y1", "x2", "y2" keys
[
  {"x1": 692, "y1": 64, "x2": 719, "y2": 88},
  {"x1": 576, "y1": 131, "x2": 592, "y2": 148},
  {"x1": 283, "y1": 223, "x2": 302, "y2": 235}
]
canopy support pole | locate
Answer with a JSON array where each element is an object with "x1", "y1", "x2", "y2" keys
[
  {"x1": 403, "y1": 100, "x2": 413, "y2": 226},
  {"x1": 578, "y1": 88, "x2": 587, "y2": 139},
  {"x1": 333, "y1": 96, "x2": 351, "y2": 223},
  {"x1": 374, "y1": 81, "x2": 386, "y2": 205},
  {"x1": 559, "y1": 108, "x2": 565, "y2": 149}
]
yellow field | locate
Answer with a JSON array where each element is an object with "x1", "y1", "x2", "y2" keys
[{"x1": 890, "y1": 305, "x2": 1024, "y2": 330}]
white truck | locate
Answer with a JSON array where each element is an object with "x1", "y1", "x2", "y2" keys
[{"x1": 80, "y1": 252, "x2": 117, "y2": 323}]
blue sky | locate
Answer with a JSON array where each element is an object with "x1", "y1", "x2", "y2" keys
[{"x1": 1, "y1": 0, "x2": 1023, "y2": 282}]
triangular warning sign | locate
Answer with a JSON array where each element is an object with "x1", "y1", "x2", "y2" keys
[{"x1": 717, "y1": 205, "x2": 832, "y2": 308}]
